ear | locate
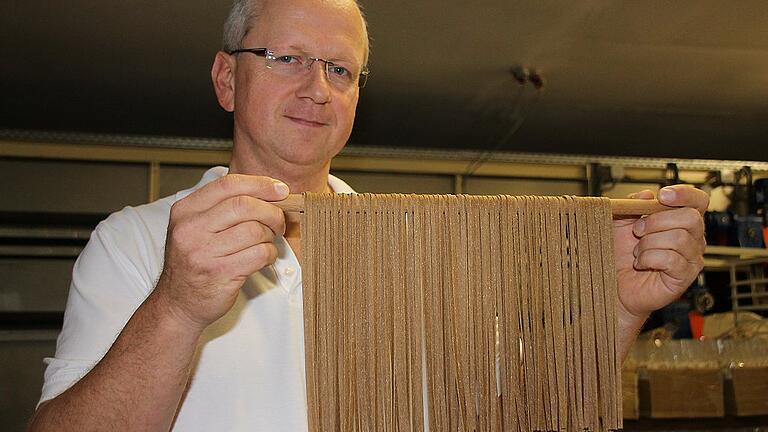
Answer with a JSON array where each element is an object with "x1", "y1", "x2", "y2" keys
[{"x1": 211, "y1": 51, "x2": 236, "y2": 112}]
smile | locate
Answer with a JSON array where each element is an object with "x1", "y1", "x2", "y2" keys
[{"x1": 285, "y1": 115, "x2": 328, "y2": 128}]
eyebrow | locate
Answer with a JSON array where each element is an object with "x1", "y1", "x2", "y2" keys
[{"x1": 284, "y1": 44, "x2": 355, "y2": 64}]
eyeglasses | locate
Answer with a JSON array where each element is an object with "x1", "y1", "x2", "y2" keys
[{"x1": 226, "y1": 48, "x2": 370, "y2": 90}]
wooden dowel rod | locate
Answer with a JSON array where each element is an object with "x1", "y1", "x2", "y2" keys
[
  {"x1": 273, "y1": 195, "x2": 672, "y2": 216},
  {"x1": 609, "y1": 199, "x2": 672, "y2": 216},
  {"x1": 275, "y1": 194, "x2": 306, "y2": 212}
]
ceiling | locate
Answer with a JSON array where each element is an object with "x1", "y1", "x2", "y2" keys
[{"x1": 2, "y1": 1, "x2": 768, "y2": 161}]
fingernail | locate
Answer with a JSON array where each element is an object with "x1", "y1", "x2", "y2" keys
[
  {"x1": 634, "y1": 218, "x2": 646, "y2": 236},
  {"x1": 633, "y1": 244, "x2": 639, "y2": 257},
  {"x1": 659, "y1": 187, "x2": 675, "y2": 202},
  {"x1": 273, "y1": 181, "x2": 289, "y2": 197}
]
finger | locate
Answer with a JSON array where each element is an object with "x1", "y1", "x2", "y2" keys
[
  {"x1": 208, "y1": 220, "x2": 276, "y2": 257},
  {"x1": 221, "y1": 242, "x2": 279, "y2": 278},
  {"x1": 198, "y1": 195, "x2": 286, "y2": 236},
  {"x1": 177, "y1": 174, "x2": 290, "y2": 213},
  {"x1": 633, "y1": 228, "x2": 705, "y2": 262},
  {"x1": 628, "y1": 189, "x2": 655, "y2": 200},
  {"x1": 633, "y1": 207, "x2": 705, "y2": 240},
  {"x1": 657, "y1": 184, "x2": 710, "y2": 214},
  {"x1": 634, "y1": 249, "x2": 703, "y2": 285}
]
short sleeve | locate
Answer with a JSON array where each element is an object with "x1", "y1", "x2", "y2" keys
[{"x1": 38, "y1": 219, "x2": 156, "y2": 406}]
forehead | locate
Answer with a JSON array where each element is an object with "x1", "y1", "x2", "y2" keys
[{"x1": 248, "y1": 0, "x2": 366, "y2": 64}]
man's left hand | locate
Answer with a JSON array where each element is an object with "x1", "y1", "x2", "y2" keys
[{"x1": 613, "y1": 184, "x2": 709, "y2": 358}]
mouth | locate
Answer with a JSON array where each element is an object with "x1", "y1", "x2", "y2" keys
[{"x1": 284, "y1": 115, "x2": 328, "y2": 128}]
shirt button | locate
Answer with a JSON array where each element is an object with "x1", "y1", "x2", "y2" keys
[{"x1": 284, "y1": 267, "x2": 295, "y2": 276}]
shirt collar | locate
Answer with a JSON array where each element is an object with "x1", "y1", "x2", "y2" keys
[{"x1": 188, "y1": 166, "x2": 358, "y2": 194}]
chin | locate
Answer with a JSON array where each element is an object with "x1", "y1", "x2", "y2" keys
[{"x1": 277, "y1": 144, "x2": 339, "y2": 168}]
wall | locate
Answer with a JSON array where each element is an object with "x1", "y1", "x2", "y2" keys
[{"x1": 1, "y1": 138, "x2": 767, "y2": 430}]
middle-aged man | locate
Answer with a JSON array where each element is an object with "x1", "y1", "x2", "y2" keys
[{"x1": 29, "y1": 0, "x2": 709, "y2": 430}]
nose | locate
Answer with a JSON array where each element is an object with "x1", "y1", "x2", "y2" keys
[{"x1": 295, "y1": 59, "x2": 331, "y2": 104}]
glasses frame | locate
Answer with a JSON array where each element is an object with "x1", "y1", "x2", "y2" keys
[{"x1": 226, "y1": 47, "x2": 370, "y2": 89}]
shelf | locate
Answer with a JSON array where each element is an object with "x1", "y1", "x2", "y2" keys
[
  {"x1": 0, "y1": 226, "x2": 92, "y2": 241},
  {"x1": 704, "y1": 247, "x2": 768, "y2": 270},
  {"x1": 705, "y1": 246, "x2": 768, "y2": 258},
  {"x1": 0, "y1": 245, "x2": 83, "y2": 258},
  {"x1": 0, "y1": 329, "x2": 59, "y2": 342}
]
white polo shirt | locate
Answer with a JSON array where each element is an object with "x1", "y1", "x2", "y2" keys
[{"x1": 39, "y1": 166, "x2": 356, "y2": 431}]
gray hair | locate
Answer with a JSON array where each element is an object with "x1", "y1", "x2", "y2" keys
[
  {"x1": 222, "y1": 0, "x2": 370, "y2": 65},
  {"x1": 222, "y1": 0, "x2": 260, "y2": 53}
]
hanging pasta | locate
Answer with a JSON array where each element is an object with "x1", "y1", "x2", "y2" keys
[{"x1": 300, "y1": 193, "x2": 624, "y2": 432}]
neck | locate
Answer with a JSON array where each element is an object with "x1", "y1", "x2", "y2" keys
[
  {"x1": 228, "y1": 139, "x2": 335, "y2": 263},
  {"x1": 228, "y1": 146, "x2": 332, "y2": 194}
]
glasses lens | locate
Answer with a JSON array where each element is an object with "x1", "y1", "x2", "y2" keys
[
  {"x1": 324, "y1": 62, "x2": 358, "y2": 90},
  {"x1": 266, "y1": 51, "x2": 365, "y2": 91},
  {"x1": 266, "y1": 53, "x2": 305, "y2": 75}
]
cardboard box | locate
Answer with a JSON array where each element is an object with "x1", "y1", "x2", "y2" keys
[
  {"x1": 726, "y1": 367, "x2": 768, "y2": 416},
  {"x1": 646, "y1": 369, "x2": 724, "y2": 418},
  {"x1": 622, "y1": 369, "x2": 639, "y2": 419}
]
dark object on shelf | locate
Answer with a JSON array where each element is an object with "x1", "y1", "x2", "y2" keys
[
  {"x1": 709, "y1": 172, "x2": 768, "y2": 248},
  {"x1": 730, "y1": 166, "x2": 756, "y2": 217},
  {"x1": 660, "y1": 300, "x2": 694, "y2": 339},
  {"x1": 704, "y1": 211, "x2": 765, "y2": 248},
  {"x1": 690, "y1": 273, "x2": 715, "y2": 314},
  {"x1": 756, "y1": 178, "x2": 768, "y2": 209},
  {"x1": 705, "y1": 211, "x2": 737, "y2": 247},
  {"x1": 756, "y1": 178, "x2": 768, "y2": 247},
  {"x1": 734, "y1": 215, "x2": 765, "y2": 248}
]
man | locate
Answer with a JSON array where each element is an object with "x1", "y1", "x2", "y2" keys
[{"x1": 29, "y1": 0, "x2": 708, "y2": 430}]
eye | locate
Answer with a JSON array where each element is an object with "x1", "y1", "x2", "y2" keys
[
  {"x1": 275, "y1": 55, "x2": 300, "y2": 65},
  {"x1": 328, "y1": 64, "x2": 350, "y2": 78}
]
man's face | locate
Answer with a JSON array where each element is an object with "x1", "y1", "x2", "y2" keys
[{"x1": 230, "y1": 0, "x2": 367, "y2": 172}]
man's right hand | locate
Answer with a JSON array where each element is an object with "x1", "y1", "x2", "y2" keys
[
  {"x1": 28, "y1": 173, "x2": 289, "y2": 431},
  {"x1": 154, "y1": 174, "x2": 289, "y2": 330}
]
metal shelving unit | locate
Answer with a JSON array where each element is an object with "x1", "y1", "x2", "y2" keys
[
  {"x1": 703, "y1": 246, "x2": 768, "y2": 323},
  {"x1": 728, "y1": 257, "x2": 768, "y2": 315}
]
